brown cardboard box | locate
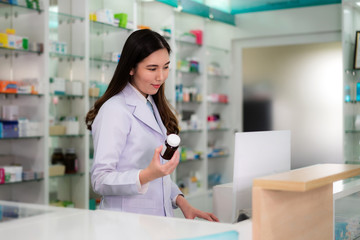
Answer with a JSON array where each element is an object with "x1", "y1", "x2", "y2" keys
[
  {"x1": 49, "y1": 165, "x2": 65, "y2": 177},
  {"x1": 49, "y1": 125, "x2": 66, "y2": 136}
]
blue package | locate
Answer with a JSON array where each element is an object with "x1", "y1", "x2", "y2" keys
[
  {"x1": 356, "y1": 82, "x2": 360, "y2": 102},
  {"x1": 2, "y1": 120, "x2": 19, "y2": 138},
  {"x1": 345, "y1": 85, "x2": 351, "y2": 102}
]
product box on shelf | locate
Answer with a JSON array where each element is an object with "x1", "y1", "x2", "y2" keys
[
  {"x1": 62, "y1": 120, "x2": 79, "y2": 135},
  {"x1": 95, "y1": 9, "x2": 114, "y2": 25},
  {"x1": 50, "y1": 77, "x2": 66, "y2": 95},
  {"x1": 0, "y1": 80, "x2": 17, "y2": 93},
  {"x1": 49, "y1": 125, "x2": 66, "y2": 136},
  {"x1": 1, "y1": 105, "x2": 19, "y2": 121},
  {"x1": 89, "y1": 87, "x2": 100, "y2": 97},
  {"x1": 0, "y1": 168, "x2": 5, "y2": 184},
  {"x1": 1, "y1": 120, "x2": 19, "y2": 138},
  {"x1": 66, "y1": 80, "x2": 83, "y2": 96},
  {"x1": 18, "y1": 119, "x2": 42, "y2": 137},
  {"x1": 114, "y1": 13, "x2": 128, "y2": 28},
  {"x1": 49, "y1": 165, "x2": 65, "y2": 177},
  {"x1": 1, "y1": 166, "x2": 23, "y2": 183}
]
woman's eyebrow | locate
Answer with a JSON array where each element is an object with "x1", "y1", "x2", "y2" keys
[{"x1": 146, "y1": 61, "x2": 170, "y2": 67}]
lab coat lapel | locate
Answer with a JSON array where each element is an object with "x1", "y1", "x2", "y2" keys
[
  {"x1": 151, "y1": 102, "x2": 167, "y2": 136},
  {"x1": 123, "y1": 84, "x2": 163, "y2": 136}
]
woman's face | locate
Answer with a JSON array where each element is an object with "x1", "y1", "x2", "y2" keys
[{"x1": 130, "y1": 48, "x2": 170, "y2": 97}]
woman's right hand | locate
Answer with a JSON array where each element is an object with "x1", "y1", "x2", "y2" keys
[{"x1": 139, "y1": 145, "x2": 179, "y2": 185}]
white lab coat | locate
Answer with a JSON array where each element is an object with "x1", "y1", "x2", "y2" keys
[{"x1": 91, "y1": 83, "x2": 182, "y2": 217}]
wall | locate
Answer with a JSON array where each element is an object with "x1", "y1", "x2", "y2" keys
[
  {"x1": 243, "y1": 42, "x2": 343, "y2": 168},
  {"x1": 231, "y1": 4, "x2": 343, "y2": 168}
]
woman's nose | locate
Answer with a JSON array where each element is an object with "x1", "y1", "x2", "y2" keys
[{"x1": 156, "y1": 69, "x2": 165, "y2": 81}]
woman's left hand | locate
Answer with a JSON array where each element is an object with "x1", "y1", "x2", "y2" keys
[{"x1": 176, "y1": 195, "x2": 219, "y2": 222}]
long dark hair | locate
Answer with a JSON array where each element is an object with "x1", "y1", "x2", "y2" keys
[{"x1": 85, "y1": 29, "x2": 179, "y2": 135}]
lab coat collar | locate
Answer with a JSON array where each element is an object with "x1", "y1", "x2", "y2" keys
[{"x1": 123, "y1": 83, "x2": 165, "y2": 136}]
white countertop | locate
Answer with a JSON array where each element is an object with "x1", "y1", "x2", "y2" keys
[{"x1": 0, "y1": 201, "x2": 252, "y2": 240}]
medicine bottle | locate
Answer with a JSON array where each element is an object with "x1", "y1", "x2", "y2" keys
[
  {"x1": 161, "y1": 134, "x2": 181, "y2": 160},
  {"x1": 51, "y1": 148, "x2": 64, "y2": 165},
  {"x1": 64, "y1": 148, "x2": 78, "y2": 174}
]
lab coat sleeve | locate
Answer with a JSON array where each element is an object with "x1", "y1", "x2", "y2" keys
[
  {"x1": 91, "y1": 101, "x2": 147, "y2": 196},
  {"x1": 170, "y1": 180, "x2": 183, "y2": 209}
]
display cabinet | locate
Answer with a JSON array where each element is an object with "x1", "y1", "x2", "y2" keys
[
  {"x1": 138, "y1": 1, "x2": 237, "y2": 215},
  {"x1": 334, "y1": 177, "x2": 360, "y2": 239},
  {"x1": 47, "y1": 0, "x2": 88, "y2": 209},
  {"x1": 0, "y1": 0, "x2": 46, "y2": 204},
  {"x1": 343, "y1": 0, "x2": 360, "y2": 165}
]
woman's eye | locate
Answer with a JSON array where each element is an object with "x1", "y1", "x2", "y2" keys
[
  {"x1": 164, "y1": 66, "x2": 169, "y2": 69},
  {"x1": 148, "y1": 68, "x2": 156, "y2": 71}
]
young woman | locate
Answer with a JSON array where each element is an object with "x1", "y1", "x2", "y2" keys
[{"x1": 86, "y1": 29, "x2": 218, "y2": 221}]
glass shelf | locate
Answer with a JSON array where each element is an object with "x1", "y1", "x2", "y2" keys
[
  {"x1": 180, "y1": 129, "x2": 202, "y2": 133},
  {"x1": 90, "y1": 20, "x2": 132, "y2": 35},
  {"x1": 49, "y1": 134, "x2": 84, "y2": 138},
  {"x1": 175, "y1": 38, "x2": 201, "y2": 47},
  {"x1": 0, "y1": 92, "x2": 43, "y2": 97},
  {"x1": 207, "y1": 74, "x2": 229, "y2": 79},
  {"x1": 176, "y1": 101, "x2": 202, "y2": 104},
  {"x1": 208, "y1": 154, "x2": 230, "y2": 159},
  {"x1": 0, "y1": 136, "x2": 42, "y2": 140},
  {"x1": 49, "y1": 52, "x2": 84, "y2": 61},
  {"x1": 50, "y1": 172, "x2": 85, "y2": 179},
  {"x1": 176, "y1": 70, "x2": 201, "y2": 74},
  {"x1": 179, "y1": 158, "x2": 202, "y2": 163},
  {"x1": 0, "y1": 1, "x2": 42, "y2": 18},
  {"x1": 345, "y1": 130, "x2": 360, "y2": 134},
  {"x1": 208, "y1": 101, "x2": 229, "y2": 105},
  {"x1": 0, "y1": 46, "x2": 42, "y2": 56},
  {"x1": 50, "y1": 93, "x2": 84, "y2": 99},
  {"x1": 208, "y1": 128, "x2": 229, "y2": 132},
  {"x1": 0, "y1": 178, "x2": 43, "y2": 186},
  {"x1": 90, "y1": 57, "x2": 118, "y2": 65},
  {"x1": 206, "y1": 45, "x2": 229, "y2": 53},
  {"x1": 49, "y1": 11, "x2": 84, "y2": 23}
]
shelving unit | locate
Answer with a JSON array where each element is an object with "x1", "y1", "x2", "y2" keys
[
  {"x1": 343, "y1": 0, "x2": 360, "y2": 165},
  {"x1": 138, "y1": 1, "x2": 237, "y2": 214},
  {"x1": 0, "y1": 0, "x2": 47, "y2": 205},
  {"x1": 47, "y1": 0, "x2": 88, "y2": 209},
  {"x1": 0, "y1": 0, "x2": 238, "y2": 212}
]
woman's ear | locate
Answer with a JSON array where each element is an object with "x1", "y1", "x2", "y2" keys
[{"x1": 130, "y1": 68, "x2": 134, "y2": 76}]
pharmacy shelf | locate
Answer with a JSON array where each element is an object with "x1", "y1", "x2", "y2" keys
[
  {"x1": 0, "y1": 93, "x2": 44, "y2": 97},
  {"x1": 90, "y1": 20, "x2": 132, "y2": 35},
  {"x1": 0, "y1": 136, "x2": 43, "y2": 140},
  {"x1": 49, "y1": 52, "x2": 84, "y2": 60},
  {"x1": 50, "y1": 172, "x2": 85, "y2": 179},
  {"x1": 0, "y1": 46, "x2": 42, "y2": 56},
  {"x1": 50, "y1": 93, "x2": 84, "y2": 99},
  {"x1": 0, "y1": 179, "x2": 44, "y2": 186},
  {"x1": 49, "y1": 134, "x2": 85, "y2": 138},
  {"x1": 49, "y1": 11, "x2": 84, "y2": 23},
  {"x1": 0, "y1": 1, "x2": 42, "y2": 18},
  {"x1": 208, "y1": 128, "x2": 230, "y2": 132},
  {"x1": 208, "y1": 154, "x2": 230, "y2": 160}
]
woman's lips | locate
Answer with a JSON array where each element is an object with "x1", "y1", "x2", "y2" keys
[{"x1": 152, "y1": 84, "x2": 161, "y2": 89}]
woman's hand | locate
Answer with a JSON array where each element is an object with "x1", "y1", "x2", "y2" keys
[
  {"x1": 176, "y1": 195, "x2": 219, "y2": 222},
  {"x1": 139, "y1": 145, "x2": 179, "y2": 185}
]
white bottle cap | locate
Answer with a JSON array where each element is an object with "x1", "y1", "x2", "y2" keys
[{"x1": 167, "y1": 134, "x2": 181, "y2": 147}]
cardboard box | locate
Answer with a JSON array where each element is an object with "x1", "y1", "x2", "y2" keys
[
  {"x1": 0, "y1": 80, "x2": 17, "y2": 93},
  {"x1": 49, "y1": 125, "x2": 66, "y2": 136},
  {"x1": 89, "y1": 87, "x2": 100, "y2": 97},
  {"x1": 49, "y1": 165, "x2": 65, "y2": 177}
]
